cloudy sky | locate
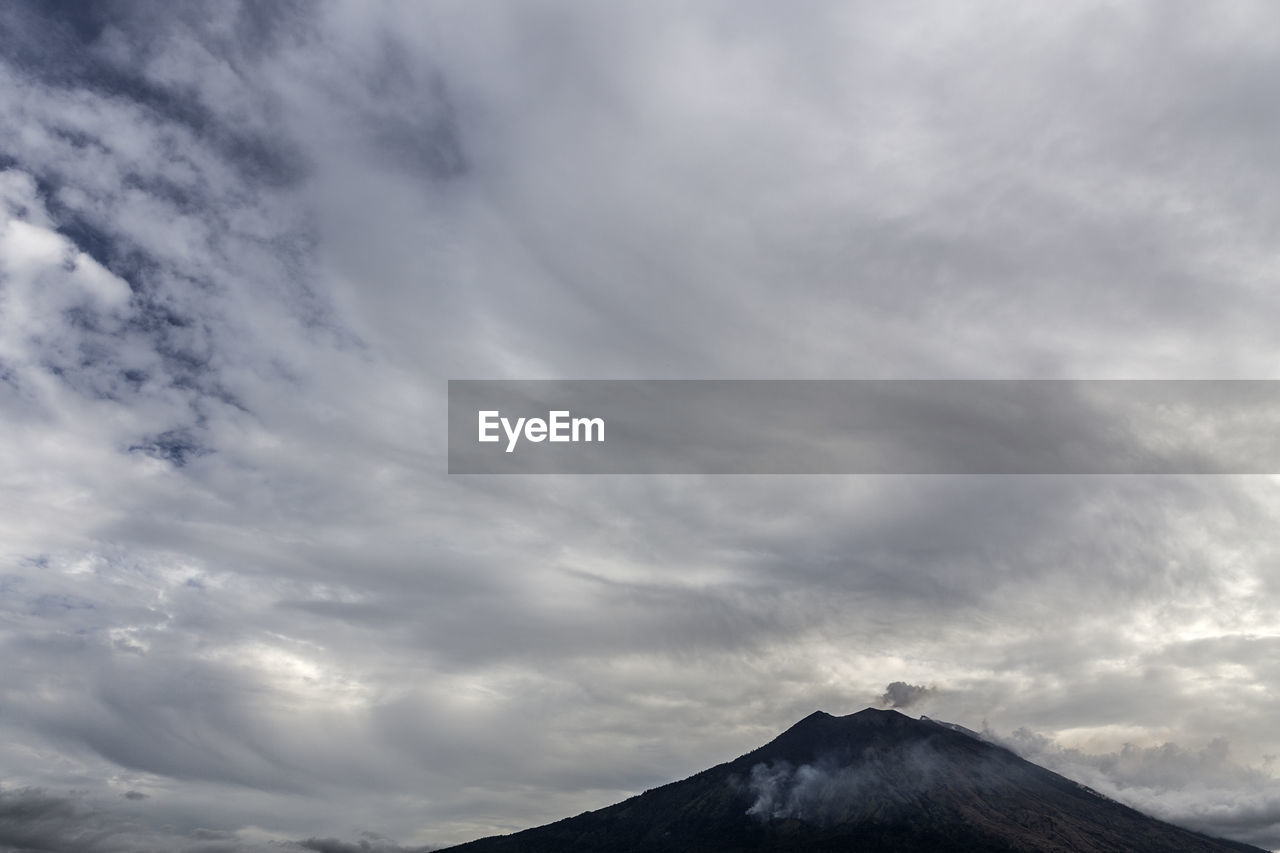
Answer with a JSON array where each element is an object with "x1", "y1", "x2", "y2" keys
[{"x1": 3, "y1": 1, "x2": 1280, "y2": 850}]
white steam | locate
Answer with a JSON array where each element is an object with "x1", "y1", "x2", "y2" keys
[{"x1": 744, "y1": 760, "x2": 876, "y2": 825}]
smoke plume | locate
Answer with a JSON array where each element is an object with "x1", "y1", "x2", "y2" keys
[{"x1": 880, "y1": 681, "x2": 935, "y2": 710}]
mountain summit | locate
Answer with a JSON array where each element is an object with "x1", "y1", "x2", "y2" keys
[{"x1": 441, "y1": 708, "x2": 1266, "y2": 853}]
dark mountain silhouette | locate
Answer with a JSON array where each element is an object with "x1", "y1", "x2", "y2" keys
[{"x1": 441, "y1": 708, "x2": 1267, "y2": 853}]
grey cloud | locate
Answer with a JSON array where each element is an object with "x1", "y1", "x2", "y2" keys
[
  {"x1": 0, "y1": 0, "x2": 310, "y2": 187},
  {"x1": 3, "y1": 1, "x2": 1280, "y2": 850},
  {"x1": 0, "y1": 786, "x2": 437, "y2": 853},
  {"x1": 128, "y1": 427, "x2": 213, "y2": 466},
  {"x1": 298, "y1": 835, "x2": 435, "y2": 853},
  {"x1": 996, "y1": 727, "x2": 1280, "y2": 850},
  {"x1": 0, "y1": 787, "x2": 267, "y2": 853}
]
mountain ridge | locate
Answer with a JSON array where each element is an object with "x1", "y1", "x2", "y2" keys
[{"x1": 440, "y1": 708, "x2": 1269, "y2": 853}]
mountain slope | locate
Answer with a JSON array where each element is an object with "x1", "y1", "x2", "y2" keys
[{"x1": 441, "y1": 709, "x2": 1268, "y2": 853}]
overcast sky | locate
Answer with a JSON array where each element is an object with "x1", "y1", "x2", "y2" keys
[{"x1": 3, "y1": 1, "x2": 1280, "y2": 850}]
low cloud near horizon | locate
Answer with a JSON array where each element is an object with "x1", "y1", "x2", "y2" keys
[{"x1": 2, "y1": 1, "x2": 1280, "y2": 850}]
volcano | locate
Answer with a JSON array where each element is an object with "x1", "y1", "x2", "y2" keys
[{"x1": 441, "y1": 708, "x2": 1266, "y2": 853}]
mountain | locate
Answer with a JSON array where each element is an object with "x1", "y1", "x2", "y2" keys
[{"x1": 440, "y1": 708, "x2": 1267, "y2": 853}]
